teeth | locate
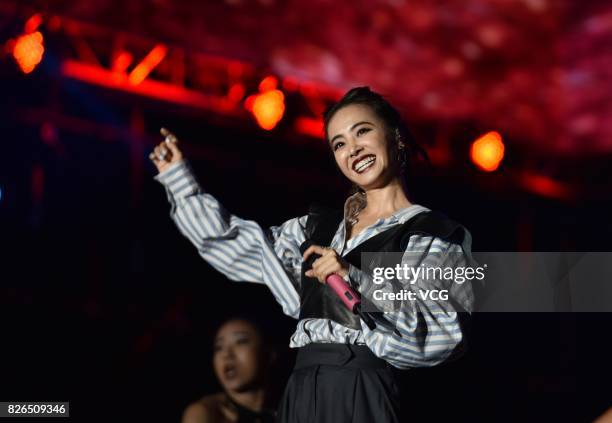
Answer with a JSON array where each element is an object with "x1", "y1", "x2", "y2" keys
[{"x1": 354, "y1": 156, "x2": 375, "y2": 172}]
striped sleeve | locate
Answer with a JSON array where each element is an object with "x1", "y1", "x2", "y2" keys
[
  {"x1": 349, "y1": 234, "x2": 474, "y2": 370},
  {"x1": 154, "y1": 160, "x2": 306, "y2": 319}
]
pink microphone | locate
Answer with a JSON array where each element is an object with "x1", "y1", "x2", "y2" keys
[
  {"x1": 325, "y1": 273, "x2": 361, "y2": 312},
  {"x1": 300, "y1": 240, "x2": 376, "y2": 330}
]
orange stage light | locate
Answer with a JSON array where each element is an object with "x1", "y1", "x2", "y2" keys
[
  {"x1": 470, "y1": 131, "x2": 505, "y2": 171},
  {"x1": 252, "y1": 89, "x2": 285, "y2": 130},
  {"x1": 12, "y1": 31, "x2": 44, "y2": 74}
]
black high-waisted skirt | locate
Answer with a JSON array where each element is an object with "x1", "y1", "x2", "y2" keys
[{"x1": 276, "y1": 343, "x2": 401, "y2": 423}]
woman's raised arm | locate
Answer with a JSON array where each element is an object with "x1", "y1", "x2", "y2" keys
[{"x1": 151, "y1": 129, "x2": 306, "y2": 319}]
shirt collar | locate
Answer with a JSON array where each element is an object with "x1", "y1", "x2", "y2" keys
[{"x1": 393, "y1": 204, "x2": 430, "y2": 224}]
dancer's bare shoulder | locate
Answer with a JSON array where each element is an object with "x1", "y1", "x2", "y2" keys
[{"x1": 181, "y1": 393, "x2": 229, "y2": 423}]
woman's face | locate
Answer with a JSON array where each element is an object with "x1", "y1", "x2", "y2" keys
[
  {"x1": 212, "y1": 319, "x2": 266, "y2": 393},
  {"x1": 327, "y1": 103, "x2": 398, "y2": 191}
]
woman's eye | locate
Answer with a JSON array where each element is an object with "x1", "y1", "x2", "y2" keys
[
  {"x1": 333, "y1": 141, "x2": 344, "y2": 151},
  {"x1": 357, "y1": 127, "x2": 370, "y2": 136},
  {"x1": 236, "y1": 337, "x2": 250, "y2": 345}
]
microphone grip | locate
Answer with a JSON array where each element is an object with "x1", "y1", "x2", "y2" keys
[
  {"x1": 325, "y1": 273, "x2": 361, "y2": 312},
  {"x1": 300, "y1": 240, "x2": 378, "y2": 331},
  {"x1": 325, "y1": 275, "x2": 377, "y2": 332}
]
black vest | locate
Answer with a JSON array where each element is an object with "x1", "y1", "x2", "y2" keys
[{"x1": 298, "y1": 204, "x2": 465, "y2": 330}]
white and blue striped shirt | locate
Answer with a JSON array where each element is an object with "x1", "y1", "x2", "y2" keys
[{"x1": 155, "y1": 160, "x2": 474, "y2": 370}]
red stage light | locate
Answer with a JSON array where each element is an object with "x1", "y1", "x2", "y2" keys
[
  {"x1": 112, "y1": 51, "x2": 133, "y2": 74},
  {"x1": 227, "y1": 83, "x2": 246, "y2": 102},
  {"x1": 259, "y1": 75, "x2": 278, "y2": 92},
  {"x1": 24, "y1": 13, "x2": 43, "y2": 33},
  {"x1": 470, "y1": 131, "x2": 505, "y2": 171},
  {"x1": 129, "y1": 44, "x2": 168, "y2": 85},
  {"x1": 12, "y1": 31, "x2": 44, "y2": 74}
]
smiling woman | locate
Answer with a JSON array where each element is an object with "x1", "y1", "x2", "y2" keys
[{"x1": 152, "y1": 86, "x2": 476, "y2": 423}]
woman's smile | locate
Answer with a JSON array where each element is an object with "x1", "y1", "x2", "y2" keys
[{"x1": 352, "y1": 154, "x2": 377, "y2": 174}]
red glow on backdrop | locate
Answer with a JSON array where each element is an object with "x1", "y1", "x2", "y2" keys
[
  {"x1": 519, "y1": 172, "x2": 574, "y2": 201},
  {"x1": 282, "y1": 77, "x2": 299, "y2": 92},
  {"x1": 12, "y1": 31, "x2": 44, "y2": 74},
  {"x1": 47, "y1": 15, "x2": 61, "y2": 31},
  {"x1": 5, "y1": 2, "x2": 611, "y2": 155},
  {"x1": 295, "y1": 116, "x2": 323, "y2": 139},
  {"x1": 470, "y1": 131, "x2": 505, "y2": 172},
  {"x1": 31, "y1": 164, "x2": 44, "y2": 205}
]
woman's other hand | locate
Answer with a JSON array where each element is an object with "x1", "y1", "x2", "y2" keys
[
  {"x1": 303, "y1": 245, "x2": 350, "y2": 284},
  {"x1": 149, "y1": 127, "x2": 184, "y2": 174}
]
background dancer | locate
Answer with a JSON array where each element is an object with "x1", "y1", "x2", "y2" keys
[{"x1": 182, "y1": 316, "x2": 277, "y2": 423}]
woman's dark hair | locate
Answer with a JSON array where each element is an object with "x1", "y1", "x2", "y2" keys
[
  {"x1": 212, "y1": 312, "x2": 271, "y2": 349},
  {"x1": 322, "y1": 87, "x2": 430, "y2": 223}
]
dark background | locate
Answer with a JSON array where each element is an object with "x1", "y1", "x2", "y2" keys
[{"x1": 1, "y1": 1, "x2": 611, "y2": 421}]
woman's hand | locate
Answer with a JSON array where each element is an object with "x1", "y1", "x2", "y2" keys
[
  {"x1": 303, "y1": 245, "x2": 350, "y2": 284},
  {"x1": 149, "y1": 127, "x2": 184, "y2": 174}
]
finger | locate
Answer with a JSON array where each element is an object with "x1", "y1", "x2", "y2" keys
[
  {"x1": 161, "y1": 127, "x2": 178, "y2": 144},
  {"x1": 306, "y1": 264, "x2": 324, "y2": 283},
  {"x1": 311, "y1": 255, "x2": 335, "y2": 273},
  {"x1": 317, "y1": 262, "x2": 339, "y2": 281},
  {"x1": 149, "y1": 152, "x2": 164, "y2": 171},
  {"x1": 153, "y1": 146, "x2": 164, "y2": 161},
  {"x1": 303, "y1": 245, "x2": 326, "y2": 261},
  {"x1": 311, "y1": 256, "x2": 323, "y2": 269},
  {"x1": 158, "y1": 146, "x2": 170, "y2": 161},
  {"x1": 165, "y1": 139, "x2": 181, "y2": 156},
  {"x1": 323, "y1": 247, "x2": 337, "y2": 257}
]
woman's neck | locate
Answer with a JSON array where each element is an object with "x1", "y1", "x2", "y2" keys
[
  {"x1": 226, "y1": 388, "x2": 266, "y2": 412},
  {"x1": 363, "y1": 178, "x2": 412, "y2": 218}
]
